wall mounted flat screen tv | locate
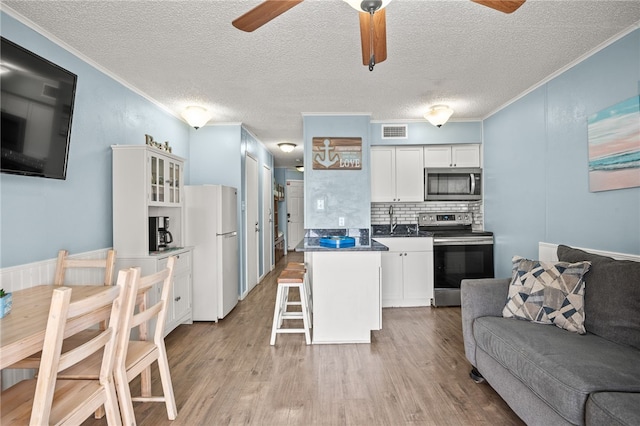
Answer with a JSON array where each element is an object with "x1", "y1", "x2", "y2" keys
[{"x1": 1, "y1": 37, "x2": 77, "y2": 179}]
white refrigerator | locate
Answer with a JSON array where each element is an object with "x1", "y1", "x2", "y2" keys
[{"x1": 185, "y1": 185, "x2": 239, "y2": 321}]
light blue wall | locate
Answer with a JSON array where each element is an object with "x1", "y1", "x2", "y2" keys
[
  {"x1": 188, "y1": 124, "x2": 244, "y2": 293},
  {"x1": 187, "y1": 124, "x2": 274, "y2": 295},
  {"x1": 189, "y1": 124, "x2": 242, "y2": 189},
  {"x1": 303, "y1": 115, "x2": 371, "y2": 229},
  {"x1": 370, "y1": 121, "x2": 482, "y2": 145},
  {"x1": 0, "y1": 12, "x2": 190, "y2": 268},
  {"x1": 484, "y1": 29, "x2": 640, "y2": 278}
]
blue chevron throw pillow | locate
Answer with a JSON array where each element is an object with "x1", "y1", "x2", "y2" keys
[{"x1": 503, "y1": 256, "x2": 591, "y2": 334}]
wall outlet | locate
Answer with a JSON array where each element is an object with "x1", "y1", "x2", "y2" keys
[
  {"x1": 317, "y1": 199, "x2": 324, "y2": 210},
  {"x1": 338, "y1": 217, "x2": 345, "y2": 226}
]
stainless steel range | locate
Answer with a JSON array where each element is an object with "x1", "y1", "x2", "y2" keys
[{"x1": 418, "y1": 212, "x2": 494, "y2": 307}]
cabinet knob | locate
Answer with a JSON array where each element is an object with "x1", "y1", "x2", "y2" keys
[{"x1": 175, "y1": 296, "x2": 181, "y2": 302}]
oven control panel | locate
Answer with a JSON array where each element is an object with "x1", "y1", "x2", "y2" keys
[{"x1": 418, "y1": 212, "x2": 472, "y2": 227}]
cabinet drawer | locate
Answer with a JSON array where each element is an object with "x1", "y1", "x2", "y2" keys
[
  {"x1": 159, "y1": 250, "x2": 191, "y2": 274},
  {"x1": 375, "y1": 237, "x2": 433, "y2": 252}
]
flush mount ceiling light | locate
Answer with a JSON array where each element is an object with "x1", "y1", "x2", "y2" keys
[
  {"x1": 278, "y1": 143, "x2": 296, "y2": 153},
  {"x1": 295, "y1": 166, "x2": 304, "y2": 172},
  {"x1": 181, "y1": 106, "x2": 211, "y2": 129},
  {"x1": 425, "y1": 105, "x2": 454, "y2": 128}
]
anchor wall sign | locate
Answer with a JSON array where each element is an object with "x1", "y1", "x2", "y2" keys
[{"x1": 312, "y1": 137, "x2": 362, "y2": 170}]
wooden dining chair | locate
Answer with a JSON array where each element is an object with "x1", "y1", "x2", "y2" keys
[
  {"x1": 55, "y1": 248, "x2": 117, "y2": 287},
  {"x1": 58, "y1": 256, "x2": 178, "y2": 425},
  {"x1": 0, "y1": 269, "x2": 131, "y2": 425},
  {"x1": 6, "y1": 249, "x2": 118, "y2": 371}
]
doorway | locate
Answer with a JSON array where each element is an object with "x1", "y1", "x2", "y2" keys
[
  {"x1": 246, "y1": 154, "x2": 259, "y2": 294},
  {"x1": 287, "y1": 180, "x2": 304, "y2": 251},
  {"x1": 262, "y1": 165, "x2": 273, "y2": 274}
]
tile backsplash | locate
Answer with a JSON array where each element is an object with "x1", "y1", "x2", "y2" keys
[{"x1": 371, "y1": 201, "x2": 484, "y2": 229}]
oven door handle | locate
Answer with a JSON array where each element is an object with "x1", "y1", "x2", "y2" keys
[
  {"x1": 470, "y1": 173, "x2": 476, "y2": 195},
  {"x1": 433, "y1": 238, "x2": 493, "y2": 246}
]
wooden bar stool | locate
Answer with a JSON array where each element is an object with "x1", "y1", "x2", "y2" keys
[
  {"x1": 284, "y1": 262, "x2": 312, "y2": 327},
  {"x1": 270, "y1": 269, "x2": 311, "y2": 345}
]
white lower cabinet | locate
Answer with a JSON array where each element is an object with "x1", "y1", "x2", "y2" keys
[
  {"x1": 376, "y1": 238, "x2": 434, "y2": 307},
  {"x1": 116, "y1": 248, "x2": 193, "y2": 337}
]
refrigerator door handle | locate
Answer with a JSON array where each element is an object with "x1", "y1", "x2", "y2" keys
[{"x1": 216, "y1": 231, "x2": 238, "y2": 237}]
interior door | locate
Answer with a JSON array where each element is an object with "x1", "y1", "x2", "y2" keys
[
  {"x1": 246, "y1": 154, "x2": 259, "y2": 293},
  {"x1": 262, "y1": 165, "x2": 273, "y2": 273},
  {"x1": 287, "y1": 180, "x2": 304, "y2": 250}
]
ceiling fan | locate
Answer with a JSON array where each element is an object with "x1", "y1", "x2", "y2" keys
[{"x1": 232, "y1": 0, "x2": 526, "y2": 71}]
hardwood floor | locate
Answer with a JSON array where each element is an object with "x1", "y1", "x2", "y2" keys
[{"x1": 83, "y1": 252, "x2": 524, "y2": 426}]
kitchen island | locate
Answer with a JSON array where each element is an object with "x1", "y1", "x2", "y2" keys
[{"x1": 296, "y1": 234, "x2": 388, "y2": 344}]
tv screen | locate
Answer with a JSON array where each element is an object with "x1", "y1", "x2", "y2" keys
[{"x1": 1, "y1": 37, "x2": 77, "y2": 179}]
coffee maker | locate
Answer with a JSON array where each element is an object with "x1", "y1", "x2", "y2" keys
[{"x1": 149, "y1": 216, "x2": 173, "y2": 251}]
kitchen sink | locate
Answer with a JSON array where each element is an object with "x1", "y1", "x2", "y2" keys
[{"x1": 372, "y1": 225, "x2": 429, "y2": 237}]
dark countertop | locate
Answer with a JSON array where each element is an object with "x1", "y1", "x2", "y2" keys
[
  {"x1": 295, "y1": 238, "x2": 389, "y2": 252},
  {"x1": 372, "y1": 224, "x2": 432, "y2": 238}
]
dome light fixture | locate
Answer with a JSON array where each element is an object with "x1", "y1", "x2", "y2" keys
[
  {"x1": 425, "y1": 105, "x2": 454, "y2": 128},
  {"x1": 295, "y1": 166, "x2": 304, "y2": 172},
  {"x1": 181, "y1": 106, "x2": 211, "y2": 129},
  {"x1": 278, "y1": 143, "x2": 296, "y2": 153}
]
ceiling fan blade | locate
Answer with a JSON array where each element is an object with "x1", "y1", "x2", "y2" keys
[
  {"x1": 359, "y1": 9, "x2": 387, "y2": 66},
  {"x1": 232, "y1": 0, "x2": 303, "y2": 32},
  {"x1": 471, "y1": 0, "x2": 525, "y2": 14}
]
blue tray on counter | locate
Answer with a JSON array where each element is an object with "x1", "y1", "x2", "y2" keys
[{"x1": 319, "y1": 236, "x2": 356, "y2": 248}]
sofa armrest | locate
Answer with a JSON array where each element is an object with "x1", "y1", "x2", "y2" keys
[{"x1": 461, "y1": 278, "x2": 510, "y2": 367}]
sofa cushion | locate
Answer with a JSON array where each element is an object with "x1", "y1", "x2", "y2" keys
[
  {"x1": 557, "y1": 245, "x2": 640, "y2": 350},
  {"x1": 474, "y1": 316, "x2": 640, "y2": 425},
  {"x1": 503, "y1": 256, "x2": 591, "y2": 334},
  {"x1": 586, "y1": 392, "x2": 640, "y2": 426}
]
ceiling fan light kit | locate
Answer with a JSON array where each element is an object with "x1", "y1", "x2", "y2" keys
[
  {"x1": 425, "y1": 105, "x2": 454, "y2": 128},
  {"x1": 181, "y1": 106, "x2": 211, "y2": 129},
  {"x1": 278, "y1": 143, "x2": 297, "y2": 153},
  {"x1": 344, "y1": 0, "x2": 392, "y2": 13}
]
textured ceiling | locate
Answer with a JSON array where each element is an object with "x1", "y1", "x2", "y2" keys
[{"x1": 3, "y1": 0, "x2": 640, "y2": 167}]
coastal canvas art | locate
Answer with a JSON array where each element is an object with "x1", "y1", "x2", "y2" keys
[{"x1": 587, "y1": 96, "x2": 640, "y2": 192}]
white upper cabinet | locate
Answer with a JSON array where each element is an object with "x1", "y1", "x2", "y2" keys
[
  {"x1": 371, "y1": 146, "x2": 424, "y2": 202},
  {"x1": 112, "y1": 145, "x2": 186, "y2": 256},
  {"x1": 371, "y1": 146, "x2": 396, "y2": 202},
  {"x1": 424, "y1": 144, "x2": 480, "y2": 168},
  {"x1": 395, "y1": 147, "x2": 424, "y2": 202}
]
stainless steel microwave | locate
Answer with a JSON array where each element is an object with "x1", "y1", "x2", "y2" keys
[{"x1": 424, "y1": 167, "x2": 482, "y2": 201}]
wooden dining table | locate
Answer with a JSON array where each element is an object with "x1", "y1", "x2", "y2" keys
[{"x1": 0, "y1": 284, "x2": 113, "y2": 370}]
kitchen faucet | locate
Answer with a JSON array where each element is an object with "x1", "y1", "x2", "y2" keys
[{"x1": 389, "y1": 205, "x2": 397, "y2": 234}]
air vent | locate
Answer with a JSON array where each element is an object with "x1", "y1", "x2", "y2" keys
[
  {"x1": 42, "y1": 84, "x2": 59, "y2": 99},
  {"x1": 381, "y1": 124, "x2": 408, "y2": 139}
]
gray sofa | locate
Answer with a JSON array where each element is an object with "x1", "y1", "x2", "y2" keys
[{"x1": 461, "y1": 245, "x2": 640, "y2": 425}]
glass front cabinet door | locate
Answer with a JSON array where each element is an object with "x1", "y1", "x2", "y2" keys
[{"x1": 149, "y1": 152, "x2": 182, "y2": 206}]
